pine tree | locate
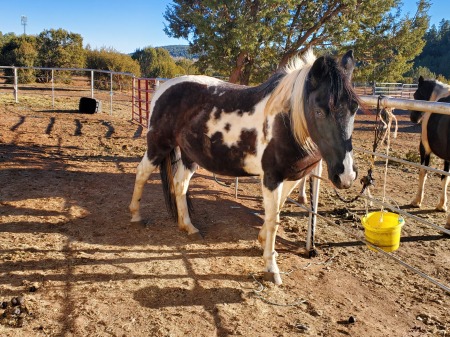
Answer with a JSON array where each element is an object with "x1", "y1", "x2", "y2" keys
[{"x1": 164, "y1": 0, "x2": 430, "y2": 84}]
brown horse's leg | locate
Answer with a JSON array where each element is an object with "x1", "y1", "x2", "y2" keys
[
  {"x1": 411, "y1": 143, "x2": 429, "y2": 208},
  {"x1": 129, "y1": 151, "x2": 157, "y2": 224},
  {"x1": 260, "y1": 180, "x2": 283, "y2": 285},
  {"x1": 436, "y1": 161, "x2": 449, "y2": 211},
  {"x1": 411, "y1": 168, "x2": 427, "y2": 207}
]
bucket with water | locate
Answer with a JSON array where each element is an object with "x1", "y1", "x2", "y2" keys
[{"x1": 361, "y1": 211, "x2": 404, "y2": 252}]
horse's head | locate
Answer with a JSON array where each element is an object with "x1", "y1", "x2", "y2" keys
[
  {"x1": 411, "y1": 76, "x2": 434, "y2": 123},
  {"x1": 304, "y1": 51, "x2": 358, "y2": 189}
]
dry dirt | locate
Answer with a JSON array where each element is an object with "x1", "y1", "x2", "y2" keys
[{"x1": 0, "y1": 98, "x2": 449, "y2": 337}]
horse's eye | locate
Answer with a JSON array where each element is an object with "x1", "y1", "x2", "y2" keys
[
  {"x1": 315, "y1": 109, "x2": 325, "y2": 118},
  {"x1": 350, "y1": 102, "x2": 359, "y2": 114}
]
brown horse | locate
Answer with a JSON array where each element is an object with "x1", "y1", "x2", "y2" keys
[{"x1": 130, "y1": 51, "x2": 359, "y2": 284}]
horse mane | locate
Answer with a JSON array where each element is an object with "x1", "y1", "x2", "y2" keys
[
  {"x1": 430, "y1": 79, "x2": 450, "y2": 101},
  {"x1": 264, "y1": 50, "x2": 316, "y2": 150}
]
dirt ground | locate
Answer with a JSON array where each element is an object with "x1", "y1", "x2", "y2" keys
[{"x1": 0, "y1": 97, "x2": 449, "y2": 337}]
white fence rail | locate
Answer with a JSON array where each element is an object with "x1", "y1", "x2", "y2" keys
[
  {"x1": 373, "y1": 82, "x2": 417, "y2": 99},
  {"x1": 360, "y1": 94, "x2": 450, "y2": 115}
]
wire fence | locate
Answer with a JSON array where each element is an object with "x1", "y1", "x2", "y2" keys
[{"x1": 0, "y1": 66, "x2": 136, "y2": 118}]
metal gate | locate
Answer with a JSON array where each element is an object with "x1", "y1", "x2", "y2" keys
[{"x1": 131, "y1": 77, "x2": 163, "y2": 127}]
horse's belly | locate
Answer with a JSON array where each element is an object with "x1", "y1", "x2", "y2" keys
[
  {"x1": 196, "y1": 153, "x2": 262, "y2": 177},
  {"x1": 181, "y1": 138, "x2": 263, "y2": 177},
  {"x1": 427, "y1": 115, "x2": 450, "y2": 160}
]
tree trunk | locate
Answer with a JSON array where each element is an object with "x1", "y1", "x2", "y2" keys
[
  {"x1": 229, "y1": 51, "x2": 249, "y2": 84},
  {"x1": 240, "y1": 61, "x2": 253, "y2": 85}
]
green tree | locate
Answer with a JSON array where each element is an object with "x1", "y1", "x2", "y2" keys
[
  {"x1": 403, "y1": 66, "x2": 436, "y2": 83},
  {"x1": 0, "y1": 32, "x2": 17, "y2": 52},
  {"x1": 0, "y1": 35, "x2": 38, "y2": 83},
  {"x1": 86, "y1": 47, "x2": 141, "y2": 90},
  {"x1": 131, "y1": 47, "x2": 185, "y2": 78},
  {"x1": 36, "y1": 28, "x2": 86, "y2": 82},
  {"x1": 175, "y1": 58, "x2": 199, "y2": 75},
  {"x1": 164, "y1": 0, "x2": 430, "y2": 84},
  {"x1": 414, "y1": 19, "x2": 450, "y2": 80},
  {"x1": 353, "y1": 0, "x2": 430, "y2": 83}
]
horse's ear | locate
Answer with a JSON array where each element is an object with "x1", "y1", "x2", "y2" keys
[
  {"x1": 418, "y1": 76, "x2": 424, "y2": 85},
  {"x1": 340, "y1": 50, "x2": 355, "y2": 77},
  {"x1": 309, "y1": 56, "x2": 328, "y2": 88}
]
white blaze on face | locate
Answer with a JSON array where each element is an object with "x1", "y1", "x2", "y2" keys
[{"x1": 339, "y1": 151, "x2": 356, "y2": 188}]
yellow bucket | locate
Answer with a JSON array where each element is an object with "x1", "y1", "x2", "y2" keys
[{"x1": 361, "y1": 211, "x2": 405, "y2": 252}]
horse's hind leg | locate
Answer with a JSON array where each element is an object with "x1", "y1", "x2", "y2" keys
[
  {"x1": 436, "y1": 160, "x2": 449, "y2": 211},
  {"x1": 411, "y1": 143, "x2": 429, "y2": 208},
  {"x1": 173, "y1": 157, "x2": 200, "y2": 238},
  {"x1": 129, "y1": 151, "x2": 158, "y2": 223}
]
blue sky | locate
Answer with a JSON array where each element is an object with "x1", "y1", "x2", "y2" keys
[{"x1": 1, "y1": 0, "x2": 449, "y2": 54}]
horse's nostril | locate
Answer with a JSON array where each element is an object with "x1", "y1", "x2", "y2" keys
[{"x1": 333, "y1": 173, "x2": 340, "y2": 185}]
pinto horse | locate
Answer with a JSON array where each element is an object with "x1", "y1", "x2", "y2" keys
[
  {"x1": 129, "y1": 50, "x2": 359, "y2": 284},
  {"x1": 410, "y1": 76, "x2": 450, "y2": 230}
]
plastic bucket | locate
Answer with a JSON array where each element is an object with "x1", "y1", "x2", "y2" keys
[{"x1": 361, "y1": 211, "x2": 405, "y2": 252}]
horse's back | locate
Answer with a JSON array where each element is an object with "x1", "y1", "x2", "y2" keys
[{"x1": 145, "y1": 75, "x2": 273, "y2": 176}]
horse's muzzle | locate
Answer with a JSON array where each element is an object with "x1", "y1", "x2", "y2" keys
[{"x1": 331, "y1": 164, "x2": 357, "y2": 189}]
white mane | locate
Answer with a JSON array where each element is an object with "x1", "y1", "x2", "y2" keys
[
  {"x1": 431, "y1": 80, "x2": 450, "y2": 101},
  {"x1": 264, "y1": 50, "x2": 316, "y2": 150}
]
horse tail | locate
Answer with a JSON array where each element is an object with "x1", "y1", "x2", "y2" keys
[
  {"x1": 159, "y1": 149, "x2": 194, "y2": 221},
  {"x1": 159, "y1": 149, "x2": 178, "y2": 221}
]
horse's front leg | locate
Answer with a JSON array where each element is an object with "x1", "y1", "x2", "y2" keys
[
  {"x1": 260, "y1": 179, "x2": 283, "y2": 285},
  {"x1": 258, "y1": 179, "x2": 301, "y2": 246},
  {"x1": 411, "y1": 143, "x2": 429, "y2": 208},
  {"x1": 436, "y1": 160, "x2": 449, "y2": 211}
]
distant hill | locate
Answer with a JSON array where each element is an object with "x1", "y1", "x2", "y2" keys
[{"x1": 159, "y1": 45, "x2": 197, "y2": 59}]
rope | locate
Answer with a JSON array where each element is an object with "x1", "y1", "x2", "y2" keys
[{"x1": 241, "y1": 273, "x2": 307, "y2": 307}]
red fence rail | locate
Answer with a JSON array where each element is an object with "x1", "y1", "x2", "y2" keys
[{"x1": 132, "y1": 77, "x2": 163, "y2": 127}]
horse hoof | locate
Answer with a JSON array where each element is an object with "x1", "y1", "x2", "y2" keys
[
  {"x1": 297, "y1": 196, "x2": 307, "y2": 205},
  {"x1": 130, "y1": 219, "x2": 147, "y2": 227},
  {"x1": 435, "y1": 206, "x2": 447, "y2": 212},
  {"x1": 188, "y1": 232, "x2": 204, "y2": 241},
  {"x1": 263, "y1": 272, "x2": 283, "y2": 285},
  {"x1": 308, "y1": 249, "x2": 319, "y2": 258}
]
